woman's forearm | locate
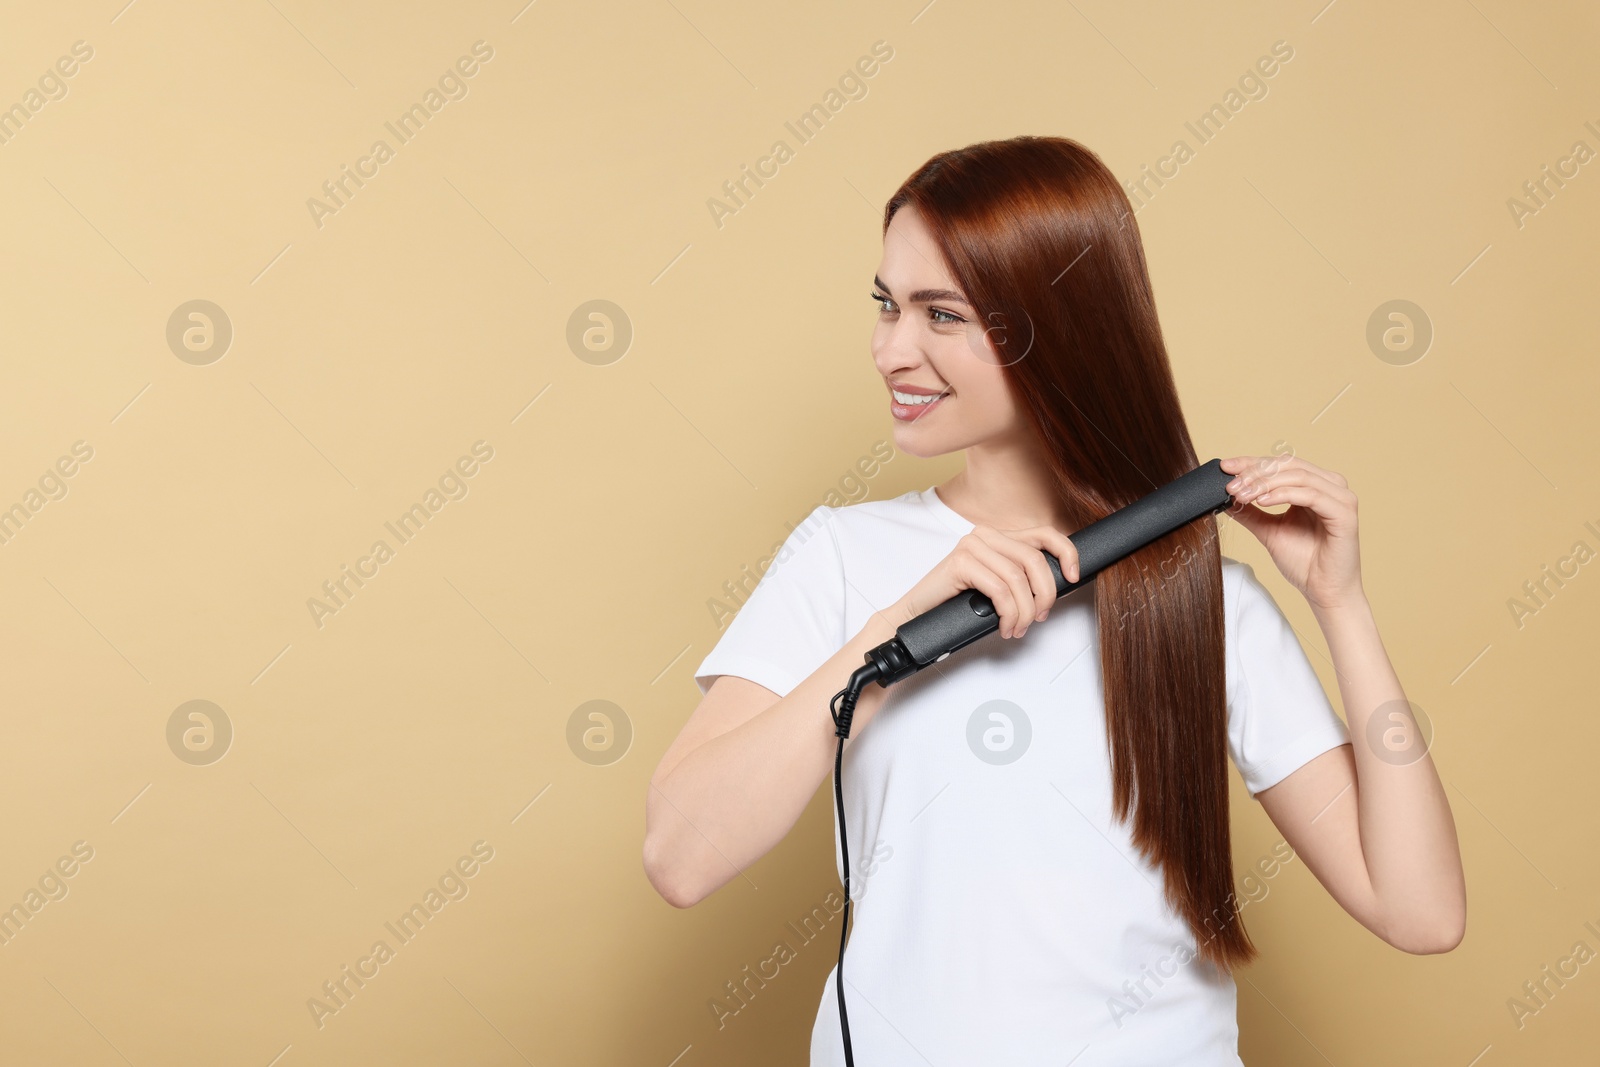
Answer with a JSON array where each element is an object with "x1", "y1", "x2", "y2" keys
[
  {"x1": 645, "y1": 608, "x2": 901, "y2": 907},
  {"x1": 1313, "y1": 593, "x2": 1466, "y2": 946}
]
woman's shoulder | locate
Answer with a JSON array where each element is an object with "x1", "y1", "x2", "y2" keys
[
  {"x1": 1218, "y1": 554, "x2": 1263, "y2": 615},
  {"x1": 1218, "y1": 555, "x2": 1306, "y2": 652},
  {"x1": 1218, "y1": 555, "x2": 1278, "y2": 602},
  {"x1": 766, "y1": 489, "x2": 941, "y2": 575},
  {"x1": 830, "y1": 485, "x2": 965, "y2": 536}
]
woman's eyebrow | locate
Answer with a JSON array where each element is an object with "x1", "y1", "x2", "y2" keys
[{"x1": 872, "y1": 275, "x2": 972, "y2": 306}]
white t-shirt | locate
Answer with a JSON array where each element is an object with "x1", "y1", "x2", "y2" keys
[{"x1": 694, "y1": 486, "x2": 1351, "y2": 1066}]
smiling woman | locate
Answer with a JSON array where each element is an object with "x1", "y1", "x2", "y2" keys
[{"x1": 647, "y1": 134, "x2": 1465, "y2": 1067}]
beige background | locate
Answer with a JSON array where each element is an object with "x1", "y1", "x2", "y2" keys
[{"x1": 0, "y1": 0, "x2": 1595, "y2": 1063}]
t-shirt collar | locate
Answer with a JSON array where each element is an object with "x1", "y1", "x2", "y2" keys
[{"x1": 921, "y1": 485, "x2": 976, "y2": 535}]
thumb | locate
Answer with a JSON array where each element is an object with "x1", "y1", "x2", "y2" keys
[{"x1": 1224, "y1": 500, "x2": 1277, "y2": 538}]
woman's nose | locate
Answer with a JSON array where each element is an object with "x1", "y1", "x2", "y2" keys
[{"x1": 872, "y1": 323, "x2": 924, "y2": 378}]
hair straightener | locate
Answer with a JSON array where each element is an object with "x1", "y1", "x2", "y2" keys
[{"x1": 825, "y1": 457, "x2": 1238, "y2": 1065}]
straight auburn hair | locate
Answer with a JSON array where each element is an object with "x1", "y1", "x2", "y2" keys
[{"x1": 884, "y1": 135, "x2": 1252, "y2": 974}]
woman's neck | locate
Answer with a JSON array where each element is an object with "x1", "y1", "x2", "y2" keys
[{"x1": 938, "y1": 436, "x2": 1074, "y2": 533}]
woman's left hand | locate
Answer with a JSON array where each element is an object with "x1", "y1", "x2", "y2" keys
[{"x1": 1219, "y1": 453, "x2": 1365, "y2": 613}]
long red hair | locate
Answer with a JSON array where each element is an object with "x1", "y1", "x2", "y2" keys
[{"x1": 885, "y1": 135, "x2": 1251, "y2": 973}]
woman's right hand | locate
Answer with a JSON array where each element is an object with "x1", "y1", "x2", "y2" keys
[{"x1": 879, "y1": 524, "x2": 1082, "y2": 640}]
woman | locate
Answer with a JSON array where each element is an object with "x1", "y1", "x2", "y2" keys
[{"x1": 644, "y1": 135, "x2": 1465, "y2": 1065}]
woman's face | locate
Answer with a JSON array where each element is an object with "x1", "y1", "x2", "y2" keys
[{"x1": 870, "y1": 204, "x2": 1022, "y2": 458}]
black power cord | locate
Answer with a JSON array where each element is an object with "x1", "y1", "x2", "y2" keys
[{"x1": 827, "y1": 663, "x2": 881, "y2": 1067}]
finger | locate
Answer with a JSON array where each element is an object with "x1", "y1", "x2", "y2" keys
[
  {"x1": 1225, "y1": 496, "x2": 1261, "y2": 530},
  {"x1": 1008, "y1": 526, "x2": 1081, "y2": 611},
  {"x1": 1235, "y1": 473, "x2": 1350, "y2": 515},
  {"x1": 1269, "y1": 452, "x2": 1350, "y2": 488},
  {"x1": 1223, "y1": 456, "x2": 1282, "y2": 501},
  {"x1": 1244, "y1": 453, "x2": 1350, "y2": 497},
  {"x1": 1252, "y1": 456, "x2": 1345, "y2": 496},
  {"x1": 1223, "y1": 495, "x2": 1284, "y2": 533},
  {"x1": 965, "y1": 536, "x2": 1037, "y2": 638},
  {"x1": 1218, "y1": 455, "x2": 1260, "y2": 476},
  {"x1": 1030, "y1": 526, "x2": 1081, "y2": 584},
  {"x1": 1238, "y1": 464, "x2": 1354, "y2": 508},
  {"x1": 983, "y1": 528, "x2": 1063, "y2": 623},
  {"x1": 1222, "y1": 453, "x2": 1288, "y2": 488},
  {"x1": 1221, "y1": 454, "x2": 1288, "y2": 480},
  {"x1": 1248, "y1": 481, "x2": 1351, "y2": 525}
]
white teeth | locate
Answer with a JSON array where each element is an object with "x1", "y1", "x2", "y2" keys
[{"x1": 892, "y1": 388, "x2": 945, "y2": 405}]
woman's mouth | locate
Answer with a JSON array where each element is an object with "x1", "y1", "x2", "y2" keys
[{"x1": 889, "y1": 387, "x2": 949, "y2": 421}]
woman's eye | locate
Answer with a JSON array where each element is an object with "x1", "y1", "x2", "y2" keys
[{"x1": 870, "y1": 293, "x2": 962, "y2": 325}]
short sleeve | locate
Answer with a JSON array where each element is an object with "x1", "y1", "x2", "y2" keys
[
  {"x1": 693, "y1": 505, "x2": 846, "y2": 699},
  {"x1": 1225, "y1": 561, "x2": 1351, "y2": 798}
]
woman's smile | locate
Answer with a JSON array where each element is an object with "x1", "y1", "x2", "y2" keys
[{"x1": 887, "y1": 380, "x2": 950, "y2": 421}]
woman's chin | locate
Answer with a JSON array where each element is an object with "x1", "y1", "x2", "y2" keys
[{"x1": 891, "y1": 426, "x2": 957, "y2": 459}]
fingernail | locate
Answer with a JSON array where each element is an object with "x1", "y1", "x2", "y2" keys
[
  {"x1": 1226, "y1": 478, "x2": 1241, "y2": 491},
  {"x1": 1036, "y1": 610, "x2": 1046, "y2": 622}
]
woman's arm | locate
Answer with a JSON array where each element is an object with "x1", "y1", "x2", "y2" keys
[
  {"x1": 1221, "y1": 453, "x2": 1466, "y2": 954},
  {"x1": 645, "y1": 516, "x2": 1081, "y2": 908},
  {"x1": 643, "y1": 607, "x2": 901, "y2": 908},
  {"x1": 1255, "y1": 594, "x2": 1466, "y2": 954}
]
